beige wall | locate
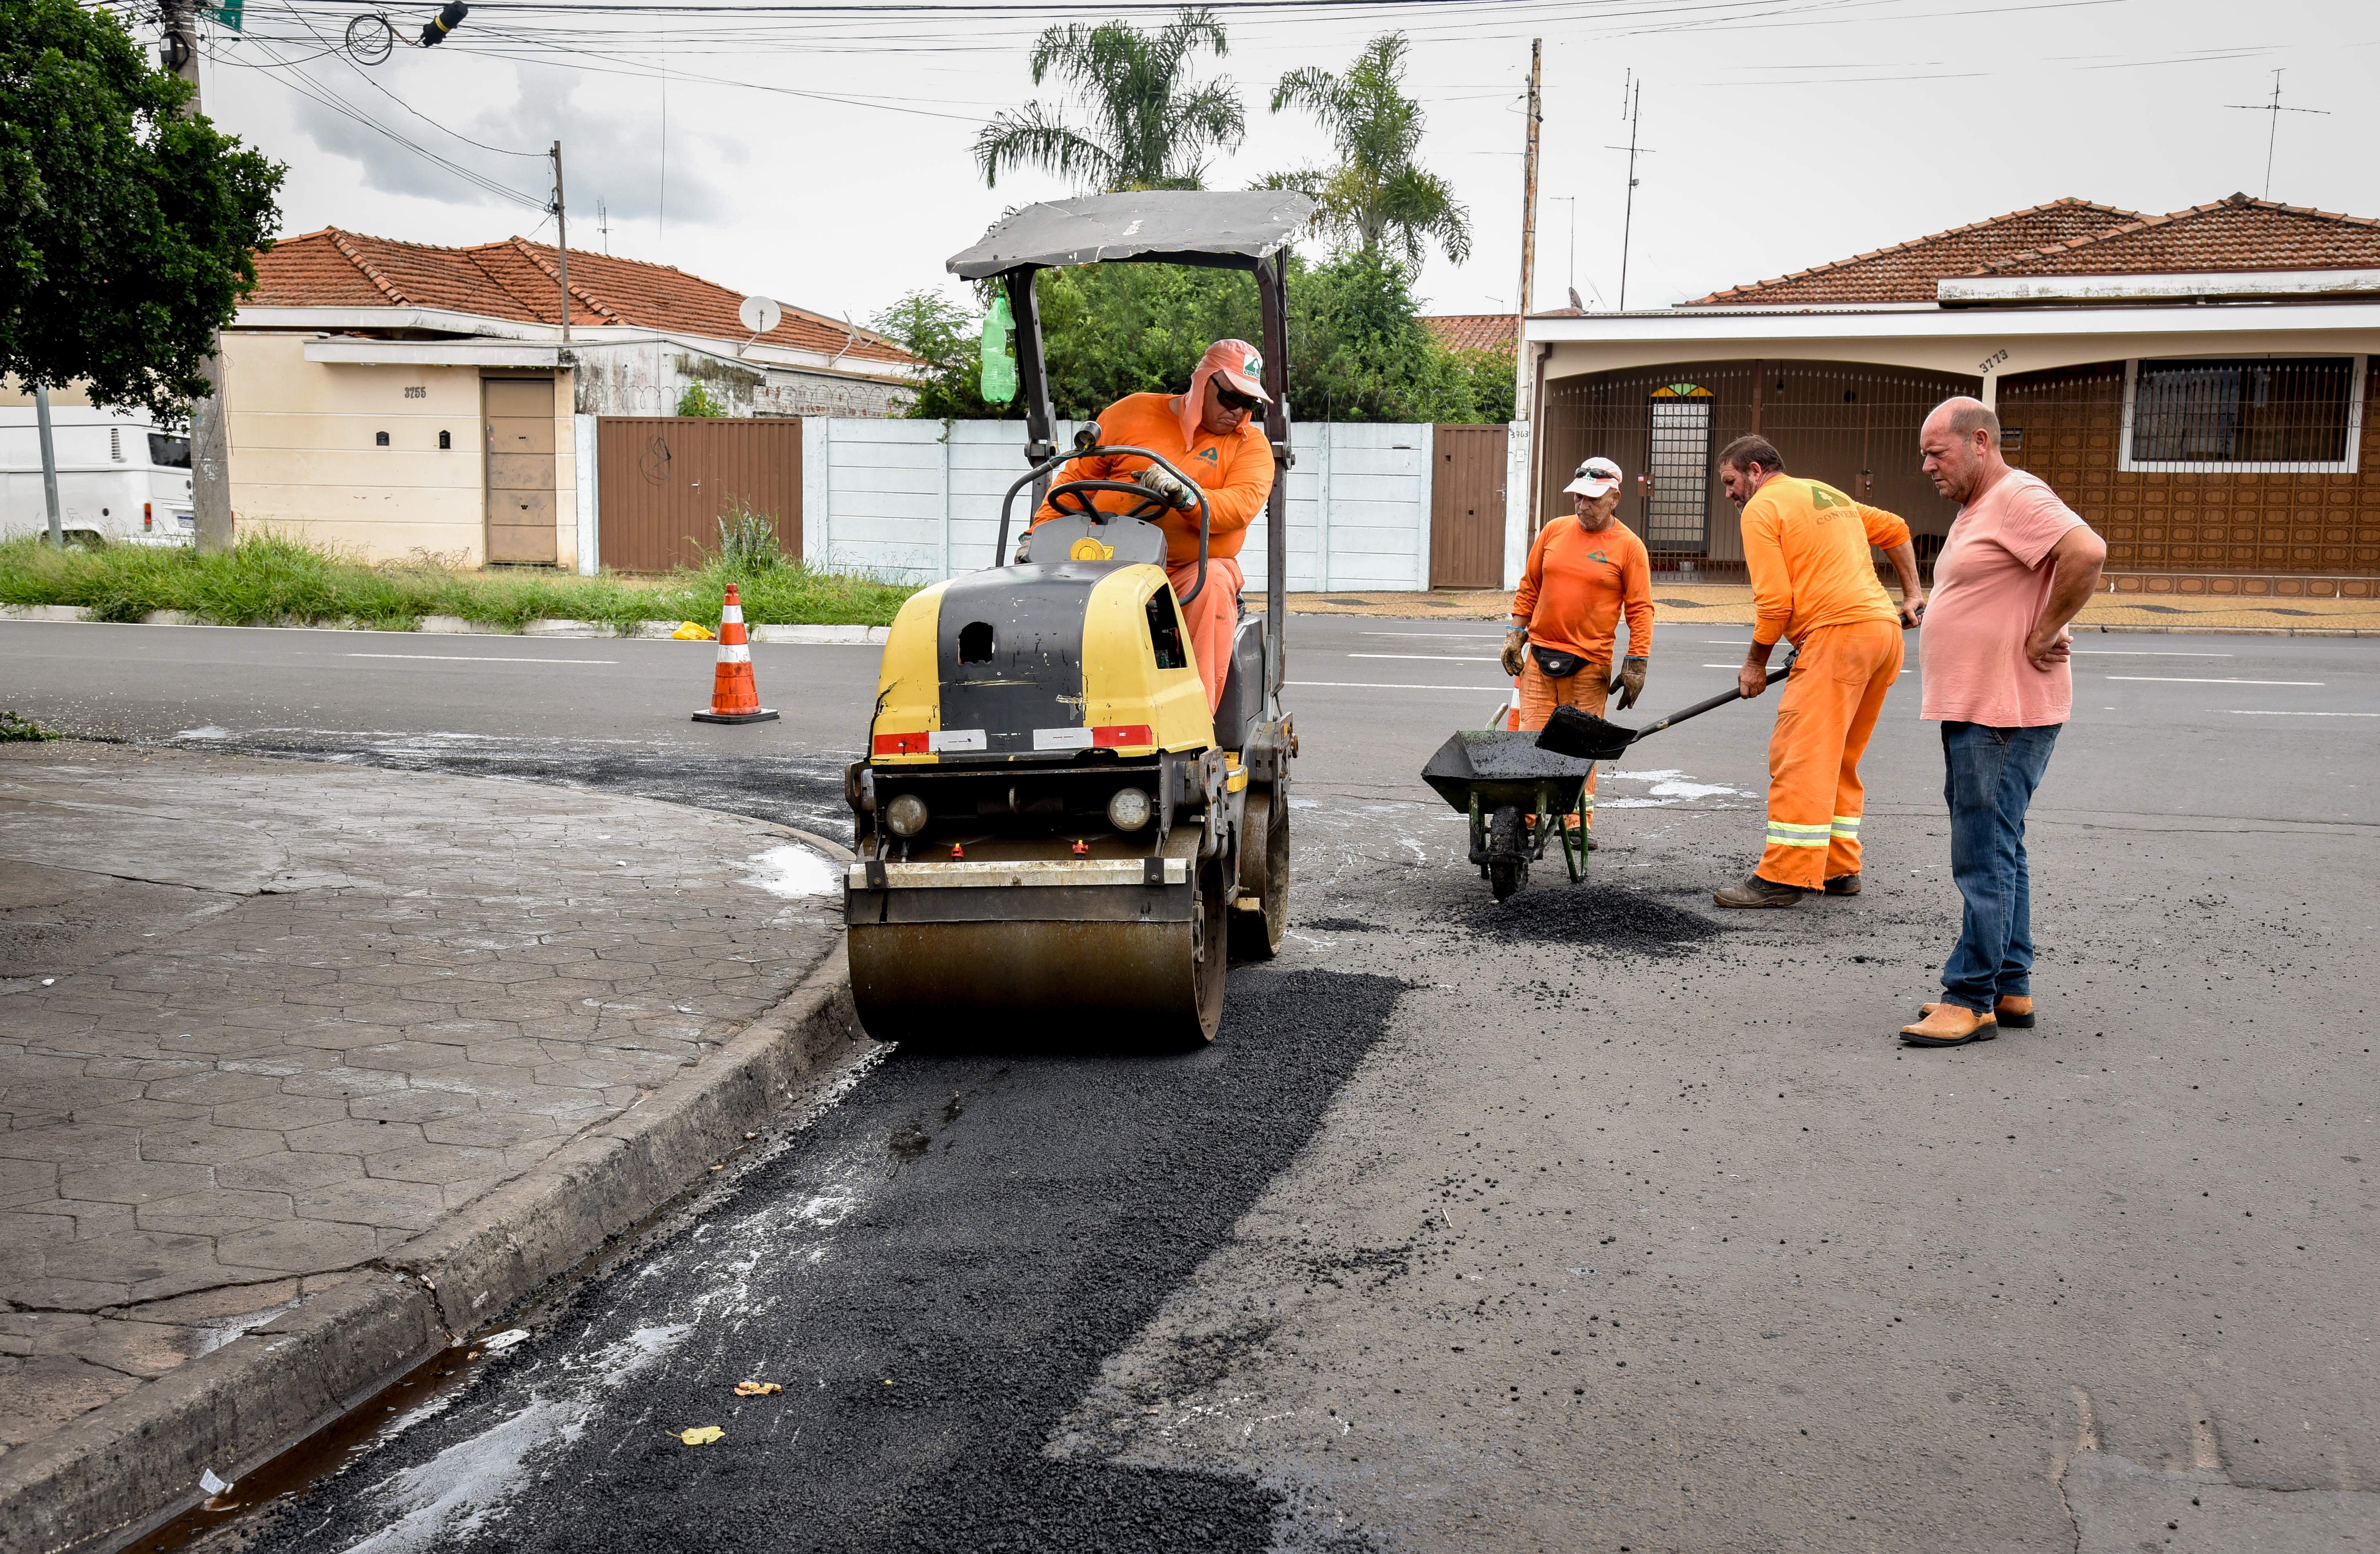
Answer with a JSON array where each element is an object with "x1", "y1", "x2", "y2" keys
[{"x1": 222, "y1": 333, "x2": 577, "y2": 567}]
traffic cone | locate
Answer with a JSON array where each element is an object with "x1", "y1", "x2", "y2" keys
[{"x1": 690, "y1": 584, "x2": 779, "y2": 724}]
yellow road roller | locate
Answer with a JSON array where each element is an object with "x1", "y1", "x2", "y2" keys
[{"x1": 842, "y1": 192, "x2": 1307, "y2": 1043}]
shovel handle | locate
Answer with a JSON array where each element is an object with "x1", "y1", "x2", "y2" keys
[{"x1": 1628, "y1": 659, "x2": 1794, "y2": 743}]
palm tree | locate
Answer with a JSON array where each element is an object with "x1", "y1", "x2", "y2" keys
[
  {"x1": 973, "y1": 9, "x2": 1244, "y2": 193},
  {"x1": 1263, "y1": 33, "x2": 1469, "y2": 271}
]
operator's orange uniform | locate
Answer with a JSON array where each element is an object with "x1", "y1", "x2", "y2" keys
[
  {"x1": 1511, "y1": 516, "x2": 1654, "y2": 829},
  {"x1": 1740, "y1": 478, "x2": 1912, "y2": 890},
  {"x1": 1032, "y1": 391, "x2": 1274, "y2": 712}
]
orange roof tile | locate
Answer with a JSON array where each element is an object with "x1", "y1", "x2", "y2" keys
[
  {"x1": 1423, "y1": 314, "x2": 1518, "y2": 354},
  {"x1": 247, "y1": 228, "x2": 917, "y2": 367},
  {"x1": 1972, "y1": 193, "x2": 2380, "y2": 277},
  {"x1": 1690, "y1": 199, "x2": 2143, "y2": 306}
]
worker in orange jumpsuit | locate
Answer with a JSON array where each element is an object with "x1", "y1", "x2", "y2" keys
[
  {"x1": 1714, "y1": 435, "x2": 1927, "y2": 908},
  {"x1": 1502, "y1": 456, "x2": 1654, "y2": 839},
  {"x1": 1031, "y1": 339, "x2": 1275, "y2": 712}
]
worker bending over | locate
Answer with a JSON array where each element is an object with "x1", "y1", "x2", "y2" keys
[
  {"x1": 1715, "y1": 436, "x2": 1927, "y2": 909},
  {"x1": 1032, "y1": 339, "x2": 1275, "y2": 711},
  {"x1": 1502, "y1": 456, "x2": 1654, "y2": 838}
]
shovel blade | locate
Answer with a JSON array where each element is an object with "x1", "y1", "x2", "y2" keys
[{"x1": 1536, "y1": 704, "x2": 1635, "y2": 762}]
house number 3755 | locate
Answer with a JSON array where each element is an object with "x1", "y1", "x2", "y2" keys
[{"x1": 1977, "y1": 348, "x2": 2009, "y2": 373}]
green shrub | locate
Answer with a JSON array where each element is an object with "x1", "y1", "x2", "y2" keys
[{"x1": 0, "y1": 710, "x2": 59, "y2": 742}]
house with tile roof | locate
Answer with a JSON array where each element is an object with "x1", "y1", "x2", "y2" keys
[
  {"x1": 1511, "y1": 194, "x2": 2380, "y2": 600},
  {"x1": 221, "y1": 228, "x2": 926, "y2": 567}
]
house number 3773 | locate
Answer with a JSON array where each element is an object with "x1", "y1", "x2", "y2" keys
[{"x1": 1977, "y1": 348, "x2": 2009, "y2": 373}]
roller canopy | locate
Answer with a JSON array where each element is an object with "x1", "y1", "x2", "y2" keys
[{"x1": 947, "y1": 191, "x2": 1316, "y2": 280}]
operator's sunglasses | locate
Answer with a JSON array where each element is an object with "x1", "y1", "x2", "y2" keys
[{"x1": 1214, "y1": 382, "x2": 1263, "y2": 412}]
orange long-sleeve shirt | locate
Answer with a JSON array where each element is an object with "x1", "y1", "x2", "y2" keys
[
  {"x1": 1739, "y1": 477, "x2": 1911, "y2": 649},
  {"x1": 1512, "y1": 514, "x2": 1655, "y2": 664},
  {"x1": 1031, "y1": 392, "x2": 1275, "y2": 567}
]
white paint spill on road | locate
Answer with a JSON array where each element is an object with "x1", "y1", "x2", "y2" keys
[
  {"x1": 742, "y1": 843, "x2": 837, "y2": 899},
  {"x1": 177, "y1": 726, "x2": 228, "y2": 740}
]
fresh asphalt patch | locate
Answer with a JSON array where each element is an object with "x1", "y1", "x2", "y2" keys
[
  {"x1": 236, "y1": 969, "x2": 1406, "y2": 1554},
  {"x1": 1460, "y1": 882, "x2": 1730, "y2": 954}
]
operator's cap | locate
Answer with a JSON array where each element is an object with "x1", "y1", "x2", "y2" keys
[
  {"x1": 1202, "y1": 339, "x2": 1272, "y2": 402},
  {"x1": 1563, "y1": 456, "x2": 1623, "y2": 497}
]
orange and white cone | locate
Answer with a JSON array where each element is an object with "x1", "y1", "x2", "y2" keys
[{"x1": 690, "y1": 583, "x2": 779, "y2": 724}]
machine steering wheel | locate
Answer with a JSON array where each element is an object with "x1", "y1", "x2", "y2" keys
[
  {"x1": 997, "y1": 445, "x2": 1214, "y2": 605},
  {"x1": 1040, "y1": 478, "x2": 1176, "y2": 525}
]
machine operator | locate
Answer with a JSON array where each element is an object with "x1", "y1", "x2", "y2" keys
[
  {"x1": 1502, "y1": 456, "x2": 1655, "y2": 841},
  {"x1": 1031, "y1": 339, "x2": 1276, "y2": 713}
]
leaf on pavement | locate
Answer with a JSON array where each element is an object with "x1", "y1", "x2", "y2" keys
[
  {"x1": 734, "y1": 1381, "x2": 782, "y2": 1396},
  {"x1": 677, "y1": 1425, "x2": 726, "y2": 1445}
]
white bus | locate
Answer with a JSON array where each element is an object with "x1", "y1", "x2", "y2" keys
[{"x1": 0, "y1": 387, "x2": 197, "y2": 547}]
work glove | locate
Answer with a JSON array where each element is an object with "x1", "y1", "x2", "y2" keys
[
  {"x1": 1617, "y1": 655, "x2": 1647, "y2": 710},
  {"x1": 1011, "y1": 527, "x2": 1033, "y2": 564},
  {"x1": 1500, "y1": 626, "x2": 1528, "y2": 679},
  {"x1": 1135, "y1": 464, "x2": 1196, "y2": 509}
]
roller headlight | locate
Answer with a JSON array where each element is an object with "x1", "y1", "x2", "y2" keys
[
  {"x1": 885, "y1": 794, "x2": 929, "y2": 837},
  {"x1": 1106, "y1": 786, "x2": 1152, "y2": 832}
]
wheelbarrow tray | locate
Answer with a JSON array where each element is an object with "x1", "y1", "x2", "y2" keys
[{"x1": 1421, "y1": 730, "x2": 1596, "y2": 814}]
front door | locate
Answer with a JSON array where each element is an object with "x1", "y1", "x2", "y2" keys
[
  {"x1": 484, "y1": 377, "x2": 557, "y2": 565},
  {"x1": 1429, "y1": 424, "x2": 1508, "y2": 589}
]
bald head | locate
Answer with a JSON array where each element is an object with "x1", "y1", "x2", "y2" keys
[{"x1": 1921, "y1": 396, "x2": 2008, "y2": 505}]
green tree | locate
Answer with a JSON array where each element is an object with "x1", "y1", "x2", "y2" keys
[
  {"x1": 1, "y1": 0, "x2": 284, "y2": 415},
  {"x1": 867, "y1": 289, "x2": 1004, "y2": 419},
  {"x1": 1263, "y1": 33, "x2": 1469, "y2": 273},
  {"x1": 973, "y1": 7, "x2": 1243, "y2": 192},
  {"x1": 675, "y1": 381, "x2": 727, "y2": 417}
]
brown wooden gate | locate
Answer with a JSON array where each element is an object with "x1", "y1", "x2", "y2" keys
[
  {"x1": 1429, "y1": 423, "x2": 1508, "y2": 588},
  {"x1": 596, "y1": 416, "x2": 803, "y2": 573}
]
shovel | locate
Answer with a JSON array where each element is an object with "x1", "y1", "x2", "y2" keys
[{"x1": 1535, "y1": 653, "x2": 1797, "y2": 762}]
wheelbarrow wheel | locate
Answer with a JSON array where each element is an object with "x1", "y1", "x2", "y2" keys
[{"x1": 1487, "y1": 804, "x2": 1527, "y2": 902}]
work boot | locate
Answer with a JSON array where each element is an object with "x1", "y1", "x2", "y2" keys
[
  {"x1": 1919, "y1": 995, "x2": 2033, "y2": 1029},
  {"x1": 1900, "y1": 1004, "x2": 1997, "y2": 1046},
  {"x1": 1823, "y1": 873, "x2": 1861, "y2": 896},
  {"x1": 1713, "y1": 874, "x2": 1802, "y2": 909}
]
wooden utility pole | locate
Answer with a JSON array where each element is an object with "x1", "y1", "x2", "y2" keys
[
  {"x1": 550, "y1": 142, "x2": 573, "y2": 345},
  {"x1": 1616, "y1": 74, "x2": 1643, "y2": 311},
  {"x1": 1505, "y1": 38, "x2": 1543, "y2": 583},
  {"x1": 158, "y1": 0, "x2": 233, "y2": 553}
]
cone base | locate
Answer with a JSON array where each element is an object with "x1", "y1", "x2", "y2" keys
[{"x1": 691, "y1": 708, "x2": 780, "y2": 724}]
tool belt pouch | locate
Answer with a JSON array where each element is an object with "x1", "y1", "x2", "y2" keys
[{"x1": 1529, "y1": 646, "x2": 1589, "y2": 680}]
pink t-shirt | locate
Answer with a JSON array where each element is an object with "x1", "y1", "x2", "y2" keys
[{"x1": 1919, "y1": 469, "x2": 2087, "y2": 727}]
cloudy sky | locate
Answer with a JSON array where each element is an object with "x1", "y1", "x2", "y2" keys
[{"x1": 188, "y1": 0, "x2": 2372, "y2": 326}]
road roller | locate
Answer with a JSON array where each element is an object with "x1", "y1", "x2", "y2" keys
[{"x1": 841, "y1": 192, "x2": 1310, "y2": 1044}]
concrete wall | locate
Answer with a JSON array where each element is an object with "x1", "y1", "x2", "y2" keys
[
  {"x1": 221, "y1": 334, "x2": 577, "y2": 567},
  {"x1": 570, "y1": 342, "x2": 914, "y2": 420},
  {"x1": 797, "y1": 419, "x2": 1434, "y2": 592}
]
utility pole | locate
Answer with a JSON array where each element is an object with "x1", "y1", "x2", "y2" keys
[
  {"x1": 1510, "y1": 39, "x2": 1542, "y2": 426},
  {"x1": 2227, "y1": 70, "x2": 2327, "y2": 200},
  {"x1": 33, "y1": 383, "x2": 64, "y2": 550},
  {"x1": 550, "y1": 142, "x2": 572, "y2": 345},
  {"x1": 159, "y1": 0, "x2": 233, "y2": 553},
  {"x1": 1613, "y1": 73, "x2": 1645, "y2": 311}
]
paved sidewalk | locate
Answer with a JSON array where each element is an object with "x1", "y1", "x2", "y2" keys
[{"x1": 0, "y1": 743, "x2": 839, "y2": 1466}]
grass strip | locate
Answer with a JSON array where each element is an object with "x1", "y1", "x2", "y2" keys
[{"x1": 0, "y1": 535, "x2": 916, "y2": 632}]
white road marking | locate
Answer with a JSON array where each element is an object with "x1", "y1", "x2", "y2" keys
[
  {"x1": 346, "y1": 653, "x2": 619, "y2": 664},
  {"x1": 2104, "y1": 675, "x2": 2323, "y2": 685},
  {"x1": 1358, "y1": 630, "x2": 1505, "y2": 639},
  {"x1": 1290, "y1": 681, "x2": 1506, "y2": 692},
  {"x1": 2071, "y1": 649, "x2": 2233, "y2": 657},
  {"x1": 1347, "y1": 653, "x2": 1501, "y2": 664},
  {"x1": 2228, "y1": 709, "x2": 2378, "y2": 717}
]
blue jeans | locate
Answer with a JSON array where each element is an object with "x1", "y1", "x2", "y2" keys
[{"x1": 1939, "y1": 721, "x2": 2062, "y2": 1012}]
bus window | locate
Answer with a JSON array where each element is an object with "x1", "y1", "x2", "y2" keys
[{"x1": 147, "y1": 433, "x2": 192, "y2": 468}]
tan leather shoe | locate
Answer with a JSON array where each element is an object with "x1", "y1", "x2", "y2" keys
[
  {"x1": 1901, "y1": 1004, "x2": 1997, "y2": 1046},
  {"x1": 1919, "y1": 995, "x2": 2034, "y2": 1029}
]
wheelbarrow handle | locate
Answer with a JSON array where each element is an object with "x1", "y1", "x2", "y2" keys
[{"x1": 1630, "y1": 656, "x2": 1795, "y2": 742}]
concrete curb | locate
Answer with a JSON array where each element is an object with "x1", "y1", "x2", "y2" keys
[
  {"x1": 0, "y1": 828, "x2": 870, "y2": 1554},
  {"x1": 0, "y1": 605, "x2": 889, "y2": 645}
]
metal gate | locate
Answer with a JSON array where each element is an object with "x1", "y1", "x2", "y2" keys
[
  {"x1": 595, "y1": 416, "x2": 803, "y2": 573},
  {"x1": 1429, "y1": 423, "x2": 1508, "y2": 588}
]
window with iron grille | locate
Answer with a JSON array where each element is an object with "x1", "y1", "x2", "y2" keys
[
  {"x1": 2121, "y1": 356, "x2": 2365, "y2": 474},
  {"x1": 1645, "y1": 384, "x2": 1713, "y2": 552}
]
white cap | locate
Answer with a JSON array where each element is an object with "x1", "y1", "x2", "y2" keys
[{"x1": 1563, "y1": 456, "x2": 1623, "y2": 498}]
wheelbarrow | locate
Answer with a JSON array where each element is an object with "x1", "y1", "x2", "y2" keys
[{"x1": 1420, "y1": 729, "x2": 1597, "y2": 902}]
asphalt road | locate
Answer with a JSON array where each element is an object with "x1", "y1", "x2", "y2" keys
[{"x1": 9, "y1": 617, "x2": 2379, "y2": 1551}]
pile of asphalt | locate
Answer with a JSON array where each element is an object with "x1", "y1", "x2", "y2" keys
[
  {"x1": 239, "y1": 968, "x2": 1403, "y2": 1554},
  {"x1": 1300, "y1": 916, "x2": 1382, "y2": 933},
  {"x1": 1464, "y1": 884, "x2": 1726, "y2": 955}
]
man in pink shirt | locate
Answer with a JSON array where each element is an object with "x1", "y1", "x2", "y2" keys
[{"x1": 1900, "y1": 397, "x2": 2107, "y2": 1048}]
